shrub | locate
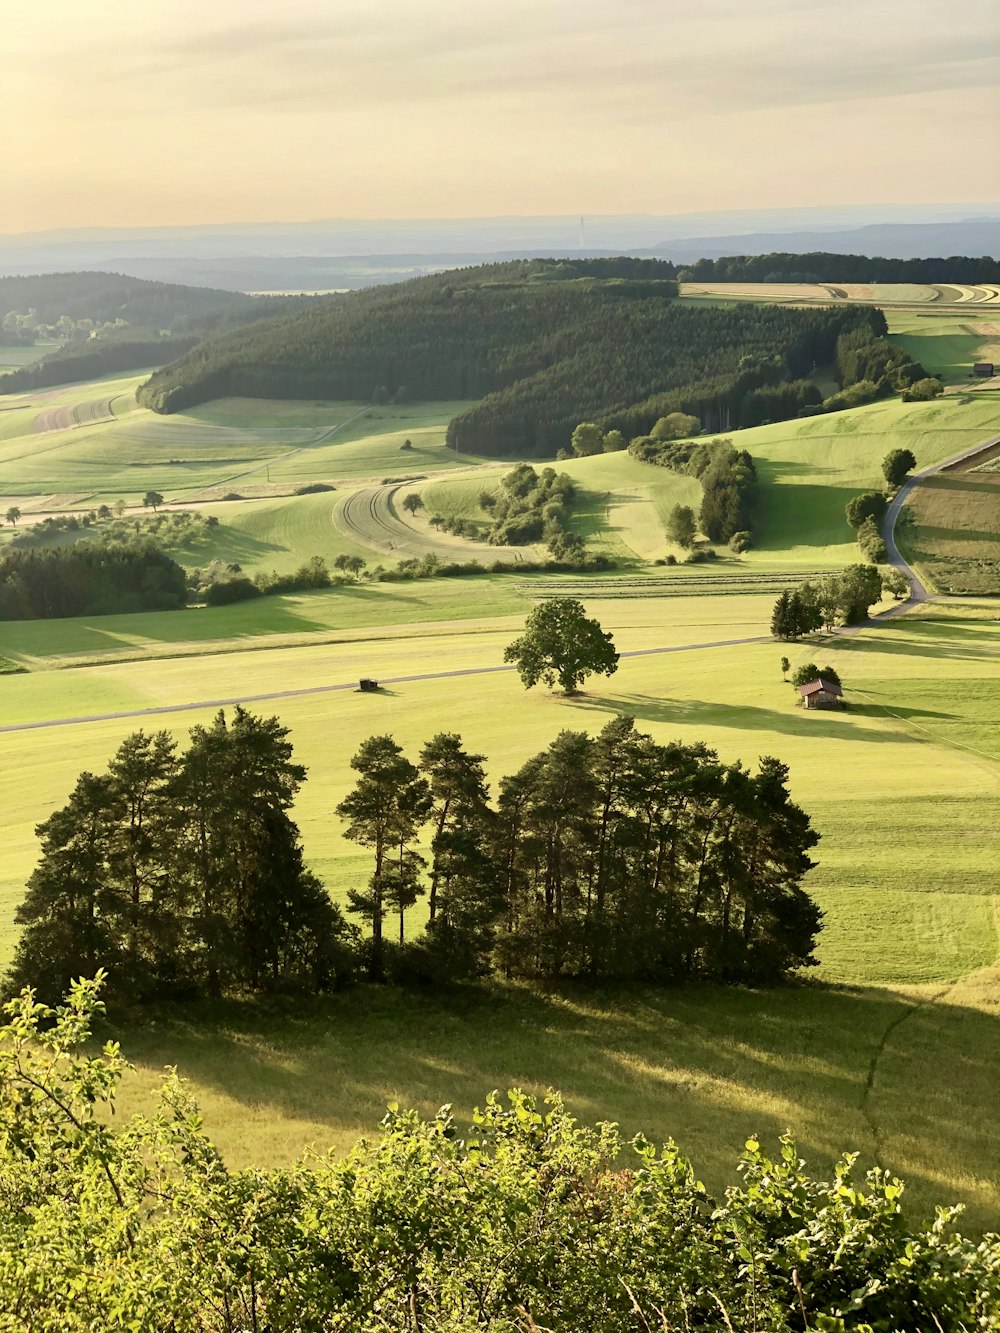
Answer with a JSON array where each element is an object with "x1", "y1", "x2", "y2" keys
[
  {"x1": 294, "y1": 482, "x2": 336, "y2": 495},
  {"x1": 729, "y1": 530, "x2": 752, "y2": 553},
  {"x1": 204, "y1": 577, "x2": 261, "y2": 605},
  {"x1": 846, "y1": 491, "x2": 888, "y2": 528}
]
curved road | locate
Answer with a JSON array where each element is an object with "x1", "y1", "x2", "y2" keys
[{"x1": 879, "y1": 431, "x2": 1000, "y2": 616}]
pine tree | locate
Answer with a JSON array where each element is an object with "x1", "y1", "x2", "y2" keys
[{"x1": 337, "y1": 736, "x2": 431, "y2": 981}]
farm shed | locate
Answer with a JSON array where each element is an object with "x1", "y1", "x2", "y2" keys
[
  {"x1": 797, "y1": 678, "x2": 845, "y2": 710},
  {"x1": 973, "y1": 363, "x2": 995, "y2": 378}
]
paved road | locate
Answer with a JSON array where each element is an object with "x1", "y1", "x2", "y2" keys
[
  {"x1": 879, "y1": 431, "x2": 1000, "y2": 615},
  {"x1": 0, "y1": 634, "x2": 769, "y2": 735}
]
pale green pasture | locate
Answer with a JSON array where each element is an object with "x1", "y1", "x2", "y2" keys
[
  {"x1": 887, "y1": 309, "x2": 1000, "y2": 384},
  {"x1": 0, "y1": 392, "x2": 485, "y2": 502},
  {"x1": 3, "y1": 597, "x2": 998, "y2": 992},
  {"x1": 263, "y1": 401, "x2": 482, "y2": 483},
  {"x1": 745, "y1": 396, "x2": 1000, "y2": 565}
]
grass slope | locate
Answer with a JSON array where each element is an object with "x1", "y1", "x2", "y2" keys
[
  {"x1": 0, "y1": 392, "x2": 481, "y2": 506},
  {"x1": 2, "y1": 595, "x2": 997, "y2": 1226}
]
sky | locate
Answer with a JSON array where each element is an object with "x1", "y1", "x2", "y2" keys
[{"x1": 4, "y1": 0, "x2": 999, "y2": 233}]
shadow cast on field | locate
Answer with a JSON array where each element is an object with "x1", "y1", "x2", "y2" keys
[
  {"x1": 114, "y1": 981, "x2": 1000, "y2": 1233},
  {"x1": 574, "y1": 692, "x2": 919, "y2": 744}
]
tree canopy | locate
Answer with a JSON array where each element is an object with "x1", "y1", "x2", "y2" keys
[{"x1": 504, "y1": 597, "x2": 619, "y2": 694}]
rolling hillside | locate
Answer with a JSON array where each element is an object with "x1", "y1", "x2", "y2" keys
[{"x1": 135, "y1": 259, "x2": 886, "y2": 453}]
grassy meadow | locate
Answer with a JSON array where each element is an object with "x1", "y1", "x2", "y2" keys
[
  {"x1": 2, "y1": 592, "x2": 998, "y2": 1225},
  {"x1": 1, "y1": 304, "x2": 999, "y2": 1231},
  {"x1": 0, "y1": 389, "x2": 478, "y2": 505}
]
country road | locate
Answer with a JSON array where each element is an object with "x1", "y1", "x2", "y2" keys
[
  {"x1": 0, "y1": 634, "x2": 769, "y2": 735},
  {"x1": 880, "y1": 430, "x2": 1000, "y2": 612}
]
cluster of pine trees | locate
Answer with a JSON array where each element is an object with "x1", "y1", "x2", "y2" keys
[
  {"x1": 770, "y1": 565, "x2": 886, "y2": 637},
  {"x1": 136, "y1": 260, "x2": 885, "y2": 453},
  {"x1": 9, "y1": 711, "x2": 823, "y2": 1004},
  {"x1": 8, "y1": 710, "x2": 354, "y2": 1003},
  {"x1": 678, "y1": 252, "x2": 1000, "y2": 284},
  {"x1": 0, "y1": 543, "x2": 188, "y2": 620}
]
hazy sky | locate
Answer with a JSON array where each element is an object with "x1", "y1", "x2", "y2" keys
[{"x1": 5, "y1": 0, "x2": 999, "y2": 233}]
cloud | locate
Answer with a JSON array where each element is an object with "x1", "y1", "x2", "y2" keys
[{"x1": 98, "y1": 0, "x2": 998, "y2": 124}]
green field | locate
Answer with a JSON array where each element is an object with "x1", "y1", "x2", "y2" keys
[
  {"x1": 898, "y1": 447, "x2": 1000, "y2": 594},
  {"x1": 3, "y1": 592, "x2": 999, "y2": 1226},
  {"x1": 2, "y1": 308, "x2": 1000, "y2": 1233},
  {"x1": 0, "y1": 341, "x2": 61, "y2": 373},
  {"x1": 0, "y1": 391, "x2": 480, "y2": 503},
  {"x1": 887, "y1": 308, "x2": 1000, "y2": 385}
]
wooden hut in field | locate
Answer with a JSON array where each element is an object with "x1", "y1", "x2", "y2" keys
[
  {"x1": 973, "y1": 362, "x2": 995, "y2": 378},
  {"x1": 797, "y1": 678, "x2": 845, "y2": 710}
]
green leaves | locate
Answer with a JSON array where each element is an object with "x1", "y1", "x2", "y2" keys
[{"x1": 0, "y1": 990, "x2": 997, "y2": 1333}]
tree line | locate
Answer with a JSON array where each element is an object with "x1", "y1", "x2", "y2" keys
[
  {"x1": 770, "y1": 565, "x2": 888, "y2": 638},
  {"x1": 0, "y1": 543, "x2": 188, "y2": 620},
  {"x1": 135, "y1": 260, "x2": 887, "y2": 454},
  {"x1": 677, "y1": 251, "x2": 1000, "y2": 284},
  {"x1": 629, "y1": 432, "x2": 759, "y2": 545},
  {"x1": 7, "y1": 982, "x2": 998, "y2": 1332},
  {"x1": 9, "y1": 708, "x2": 823, "y2": 1005}
]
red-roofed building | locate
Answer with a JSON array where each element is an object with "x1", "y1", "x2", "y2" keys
[{"x1": 797, "y1": 678, "x2": 845, "y2": 710}]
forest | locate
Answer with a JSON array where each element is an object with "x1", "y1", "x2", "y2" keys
[
  {"x1": 8, "y1": 709, "x2": 822, "y2": 1005},
  {"x1": 0, "y1": 544, "x2": 188, "y2": 619},
  {"x1": 136, "y1": 259, "x2": 886, "y2": 452},
  {"x1": 678, "y1": 251, "x2": 1000, "y2": 283},
  {"x1": 0, "y1": 272, "x2": 315, "y2": 393}
]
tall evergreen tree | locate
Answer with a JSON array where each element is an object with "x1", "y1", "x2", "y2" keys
[{"x1": 337, "y1": 736, "x2": 431, "y2": 981}]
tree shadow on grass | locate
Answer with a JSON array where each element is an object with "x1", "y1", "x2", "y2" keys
[
  {"x1": 111, "y1": 980, "x2": 1000, "y2": 1233},
  {"x1": 572, "y1": 692, "x2": 920, "y2": 744}
]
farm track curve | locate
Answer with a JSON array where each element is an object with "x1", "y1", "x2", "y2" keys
[
  {"x1": 33, "y1": 396, "x2": 117, "y2": 435},
  {"x1": 333, "y1": 483, "x2": 532, "y2": 564}
]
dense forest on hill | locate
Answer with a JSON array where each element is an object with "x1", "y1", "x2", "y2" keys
[
  {"x1": 137, "y1": 258, "x2": 885, "y2": 453},
  {"x1": 0, "y1": 333, "x2": 201, "y2": 391},
  {"x1": 0, "y1": 273, "x2": 316, "y2": 393},
  {"x1": 679, "y1": 251, "x2": 1000, "y2": 283}
]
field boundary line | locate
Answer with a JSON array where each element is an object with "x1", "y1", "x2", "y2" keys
[
  {"x1": 0, "y1": 633, "x2": 770, "y2": 734},
  {"x1": 882, "y1": 430, "x2": 1000, "y2": 604}
]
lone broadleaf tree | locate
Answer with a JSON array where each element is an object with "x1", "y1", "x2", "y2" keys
[{"x1": 504, "y1": 598, "x2": 619, "y2": 695}]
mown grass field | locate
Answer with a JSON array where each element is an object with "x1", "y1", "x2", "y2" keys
[
  {"x1": 0, "y1": 390, "x2": 480, "y2": 504},
  {"x1": 2, "y1": 594, "x2": 998, "y2": 1226},
  {"x1": 899, "y1": 447, "x2": 1000, "y2": 594},
  {"x1": 887, "y1": 308, "x2": 1000, "y2": 385}
]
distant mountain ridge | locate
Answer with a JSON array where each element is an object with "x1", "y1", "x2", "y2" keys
[{"x1": 1, "y1": 210, "x2": 996, "y2": 290}]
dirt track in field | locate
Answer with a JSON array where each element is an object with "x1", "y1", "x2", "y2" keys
[
  {"x1": 33, "y1": 397, "x2": 118, "y2": 434},
  {"x1": 333, "y1": 483, "x2": 535, "y2": 563}
]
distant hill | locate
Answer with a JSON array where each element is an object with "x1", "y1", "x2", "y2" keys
[
  {"x1": 136, "y1": 258, "x2": 884, "y2": 454},
  {"x1": 0, "y1": 273, "x2": 316, "y2": 393},
  {"x1": 0, "y1": 210, "x2": 994, "y2": 290},
  {"x1": 0, "y1": 271, "x2": 258, "y2": 331}
]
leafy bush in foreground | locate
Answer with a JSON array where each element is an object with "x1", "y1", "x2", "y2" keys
[{"x1": 1, "y1": 976, "x2": 997, "y2": 1332}]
